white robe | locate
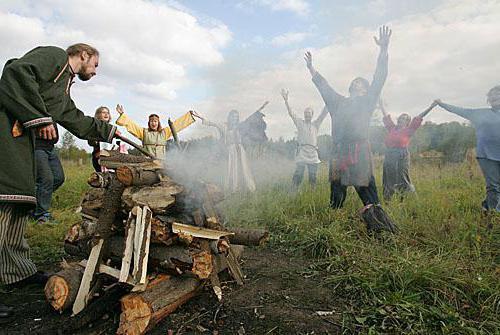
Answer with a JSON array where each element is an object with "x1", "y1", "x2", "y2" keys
[
  {"x1": 289, "y1": 107, "x2": 328, "y2": 165},
  {"x1": 203, "y1": 119, "x2": 256, "y2": 192}
]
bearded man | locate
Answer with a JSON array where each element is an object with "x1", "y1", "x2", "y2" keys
[{"x1": 0, "y1": 43, "x2": 118, "y2": 318}]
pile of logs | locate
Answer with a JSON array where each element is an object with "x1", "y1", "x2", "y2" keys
[{"x1": 44, "y1": 151, "x2": 269, "y2": 335}]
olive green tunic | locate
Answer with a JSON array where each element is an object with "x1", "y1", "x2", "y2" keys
[{"x1": 0, "y1": 46, "x2": 116, "y2": 205}]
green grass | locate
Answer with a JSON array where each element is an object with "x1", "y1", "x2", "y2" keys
[
  {"x1": 221, "y1": 161, "x2": 500, "y2": 334},
  {"x1": 27, "y1": 159, "x2": 499, "y2": 334}
]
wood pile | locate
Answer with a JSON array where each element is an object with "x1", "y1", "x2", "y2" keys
[{"x1": 44, "y1": 150, "x2": 269, "y2": 335}]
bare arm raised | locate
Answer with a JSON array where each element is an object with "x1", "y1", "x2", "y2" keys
[{"x1": 280, "y1": 89, "x2": 298, "y2": 123}]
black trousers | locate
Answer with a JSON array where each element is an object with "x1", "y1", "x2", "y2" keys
[
  {"x1": 292, "y1": 163, "x2": 318, "y2": 187},
  {"x1": 330, "y1": 175, "x2": 379, "y2": 208}
]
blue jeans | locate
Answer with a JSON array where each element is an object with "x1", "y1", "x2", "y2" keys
[
  {"x1": 477, "y1": 158, "x2": 500, "y2": 212},
  {"x1": 34, "y1": 149, "x2": 65, "y2": 218}
]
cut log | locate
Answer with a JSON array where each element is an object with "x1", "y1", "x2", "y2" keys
[
  {"x1": 79, "y1": 188, "x2": 105, "y2": 218},
  {"x1": 150, "y1": 217, "x2": 175, "y2": 245},
  {"x1": 227, "y1": 227, "x2": 269, "y2": 246},
  {"x1": 122, "y1": 182, "x2": 184, "y2": 214},
  {"x1": 44, "y1": 264, "x2": 84, "y2": 313},
  {"x1": 171, "y1": 222, "x2": 234, "y2": 240},
  {"x1": 117, "y1": 275, "x2": 201, "y2": 335},
  {"x1": 99, "y1": 150, "x2": 162, "y2": 170},
  {"x1": 116, "y1": 166, "x2": 161, "y2": 186},
  {"x1": 117, "y1": 246, "x2": 244, "y2": 335},
  {"x1": 65, "y1": 236, "x2": 244, "y2": 278},
  {"x1": 87, "y1": 171, "x2": 113, "y2": 188},
  {"x1": 96, "y1": 176, "x2": 126, "y2": 240}
]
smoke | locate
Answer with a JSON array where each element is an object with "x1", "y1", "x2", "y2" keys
[{"x1": 164, "y1": 138, "x2": 297, "y2": 193}]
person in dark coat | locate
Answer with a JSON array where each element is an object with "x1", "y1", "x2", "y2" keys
[
  {"x1": 305, "y1": 26, "x2": 391, "y2": 208},
  {"x1": 0, "y1": 43, "x2": 118, "y2": 318}
]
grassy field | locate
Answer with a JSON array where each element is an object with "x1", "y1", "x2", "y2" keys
[{"x1": 27, "y1": 159, "x2": 499, "y2": 334}]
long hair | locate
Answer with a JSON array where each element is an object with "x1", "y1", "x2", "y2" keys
[
  {"x1": 148, "y1": 114, "x2": 162, "y2": 132},
  {"x1": 94, "y1": 106, "x2": 111, "y2": 122}
]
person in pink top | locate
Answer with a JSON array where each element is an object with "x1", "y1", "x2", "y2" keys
[{"x1": 381, "y1": 100, "x2": 436, "y2": 200}]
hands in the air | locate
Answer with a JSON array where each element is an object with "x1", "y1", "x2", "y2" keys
[
  {"x1": 280, "y1": 89, "x2": 289, "y2": 102},
  {"x1": 116, "y1": 104, "x2": 125, "y2": 115},
  {"x1": 38, "y1": 124, "x2": 57, "y2": 140},
  {"x1": 374, "y1": 25, "x2": 392, "y2": 49},
  {"x1": 190, "y1": 110, "x2": 204, "y2": 120},
  {"x1": 304, "y1": 51, "x2": 313, "y2": 71}
]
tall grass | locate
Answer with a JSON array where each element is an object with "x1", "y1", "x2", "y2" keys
[
  {"x1": 222, "y1": 161, "x2": 500, "y2": 334},
  {"x1": 26, "y1": 160, "x2": 499, "y2": 333}
]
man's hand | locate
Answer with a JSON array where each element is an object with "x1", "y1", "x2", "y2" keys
[
  {"x1": 38, "y1": 124, "x2": 57, "y2": 140},
  {"x1": 374, "y1": 25, "x2": 392, "y2": 49},
  {"x1": 114, "y1": 129, "x2": 122, "y2": 137},
  {"x1": 116, "y1": 104, "x2": 124, "y2": 115},
  {"x1": 280, "y1": 89, "x2": 289, "y2": 102},
  {"x1": 304, "y1": 51, "x2": 313, "y2": 71}
]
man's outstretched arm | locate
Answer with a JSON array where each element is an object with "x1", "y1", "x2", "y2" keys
[
  {"x1": 369, "y1": 26, "x2": 391, "y2": 99},
  {"x1": 305, "y1": 51, "x2": 342, "y2": 106}
]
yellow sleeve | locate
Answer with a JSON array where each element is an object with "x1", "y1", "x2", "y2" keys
[
  {"x1": 163, "y1": 111, "x2": 196, "y2": 138},
  {"x1": 116, "y1": 113, "x2": 145, "y2": 140}
]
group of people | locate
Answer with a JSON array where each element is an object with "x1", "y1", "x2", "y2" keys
[
  {"x1": 1, "y1": 24, "x2": 499, "y2": 318},
  {"x1": 281, "y1": 26, "x2": 500, "y2": 217}
]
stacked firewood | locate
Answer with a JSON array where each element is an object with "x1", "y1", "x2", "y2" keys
[{"x1": 43, "y1": 150, "x2": 269, "y2": 335}]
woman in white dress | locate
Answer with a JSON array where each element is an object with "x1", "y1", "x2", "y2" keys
[{"x1": 198, "y1": 110, "x2": 256, "y2": 193}]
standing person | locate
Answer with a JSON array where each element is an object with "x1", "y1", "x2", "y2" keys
[
  {"x1": 32, "y1": 124, "x2": 65, "y2": 224},
  {"x1": 434, "y1": 86, "x2": 500, "y2": 212},
  {"x1": 381, "y1": 100, "x2": 436, "y2": 200},
  {"x1": 305, "y1": 26, "x2": 391, "y2": 209},
  {"x1": 280, "y1": 89, "x2": 328, "y2": 188},
  {"x1": 198, "y1": 110, "x2": 257, "y2": 193},
  {"x1": 89, "y1": 106, "x2": 112, "y2": 172},
  {"x1": 115, "y1": 104, "x2": 195, "y2": 159},
  {"x1": 0, "y1": 43, "x2": 117, "y2": 317}
]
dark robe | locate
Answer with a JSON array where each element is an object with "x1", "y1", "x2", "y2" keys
[{"x1": 0, "y1": 46, "x2": 116, "y2": 205}]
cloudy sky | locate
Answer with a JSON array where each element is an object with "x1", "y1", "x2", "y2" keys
[{"x1": 1, "y1": 0, "x2": 499, "y2": 144}]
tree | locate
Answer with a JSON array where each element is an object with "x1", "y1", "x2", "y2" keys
[{"x1": 61, "y1": 131, "x2": 76, "y2": 151}]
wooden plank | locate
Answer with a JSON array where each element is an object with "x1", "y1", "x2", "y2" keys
[
  {"x1": 226, "y1": 247, "x2": 244, "y2": 286},
  {"x1": 120, "y1": 213, "x2": 136, "y2": 283},
  {"x1": 171, "y1": 222, "x2": 234, "y2": 240},
  {"x1": 72, "y1": 238, "x2": 104, "y2": 315},
  {"x1": 79, "y1": 260, "x2": 135, "y2": 285},
  {"x1": 132, "y1": 207, "x2": 144, "y2": 279},
  {"x1": 139, "y1": 207, "x2": 153, "y2": 285}
]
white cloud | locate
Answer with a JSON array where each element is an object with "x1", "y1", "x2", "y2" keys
[
  {"x1": 271, "y1": 32, "x2": 310, "y2": 47},
  {"x1": 238, "y1": 0, "x2": 310, "y2": 16},
  {"x1": 0, "y1": 0, "x2": 231, "y2": 116}
]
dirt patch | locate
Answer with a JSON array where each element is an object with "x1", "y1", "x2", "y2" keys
[{"x1": 0, "y1": 248, "x2": 342, "y2": 334}]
